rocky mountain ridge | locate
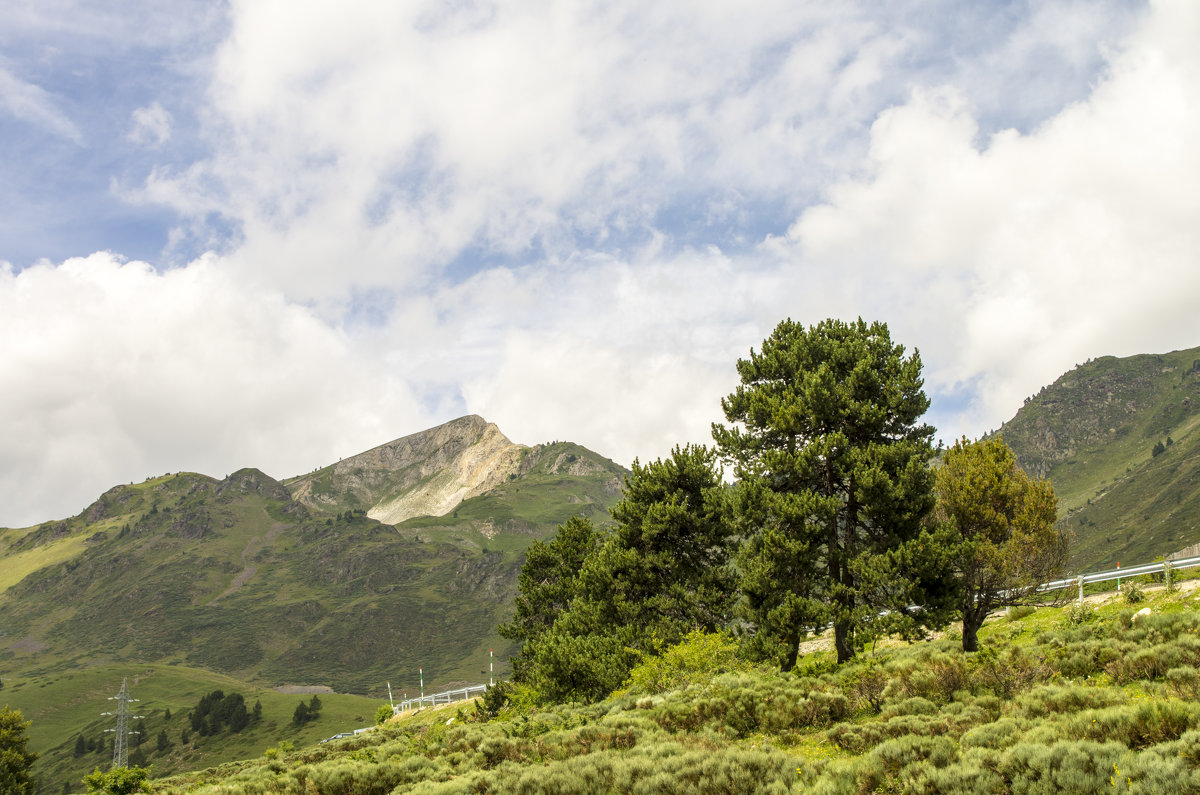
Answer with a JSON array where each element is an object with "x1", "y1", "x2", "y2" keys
[{"x1": 999, "y1": 344, "x2": 1200, "y2": 569}]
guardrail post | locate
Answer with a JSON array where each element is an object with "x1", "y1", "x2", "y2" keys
[{"x1": 1077, "y1": 574, "x2": 1084, "y2": 604}]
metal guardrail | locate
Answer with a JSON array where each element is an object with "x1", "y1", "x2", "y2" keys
[
  {"x1": 1039, "y1": 554, "x2": 1200, "y2": 600},
  {"x1": 394, "y1": 683, "x2": 489, "y2": 714}
]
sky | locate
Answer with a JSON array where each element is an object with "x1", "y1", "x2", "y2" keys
[{"x1": 2, "y1": 0, "x2": 1198, "y2": 528}]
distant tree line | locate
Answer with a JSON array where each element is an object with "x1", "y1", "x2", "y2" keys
[
  {"x1": 188, "y1": 690, "x2": 260, "y2": 735},
  {"x1": 292, "y1": 695, "x2": 322, "y2": 726},
  {"x1": 500, "y1": 317, "x2": 1069, "y2": 703}
]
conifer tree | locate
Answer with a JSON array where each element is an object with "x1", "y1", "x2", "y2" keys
[
  {"x1": 499, "y1": 516, "x2": 600, "y2": 680},
  {"x1": 0, "y1": 705, "x2": 38, "y2": 794},
  {"x1": 935, "y1": 436, "x2": 1065, "y2": 651},
  {"x1": 517, "y1": 445, "x2": 734, "y2": 701},
  {"x1": 714, "y1": 318, "x2": 938, "y2": 666}
]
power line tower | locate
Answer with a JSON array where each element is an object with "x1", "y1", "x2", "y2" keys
[{"x1": 101, "y1": 678, "x2": 143, "y2": 769}]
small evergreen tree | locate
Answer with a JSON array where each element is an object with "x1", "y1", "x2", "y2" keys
[
  {"x1": 155, "y1": 730, "x2": 170, "y2": 753},
  {"x1": 292, "y1": 702, "x2": 309, "y2": 725},
  {"x1": 75, "y1": 734, "x2": 87, "y2": 758},
  {"x1": 1, "y1": 705, "x2": 39, "y2": 794},
  {"x1": 934, "y1": 436, "x2": 1066, "y2": 651}
]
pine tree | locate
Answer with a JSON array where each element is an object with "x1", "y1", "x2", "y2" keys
[
  {"x1": 499, "y1": 516, "x2": 600, "y2": 680},
  {"x1": 935, "y1": 436, "x2": 1065, "y2": 651},
  {"x1": 517, "y1": 445, "x2": 735, "y2": 701},
  {"x1": 0, "y1": 705, "x2": 38, "y2": 794},
  {"x1": 714, "y1": 318, "x2": 939, "y2": 666}
]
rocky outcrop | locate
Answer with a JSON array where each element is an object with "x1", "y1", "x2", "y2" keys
[{"x1": 288, "y1": 415, "x2": 528, "y2": 525}]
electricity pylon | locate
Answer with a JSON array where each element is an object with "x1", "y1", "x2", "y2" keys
[{"x1": 101, "y1": 678, "x2": 143, "y2": 769}]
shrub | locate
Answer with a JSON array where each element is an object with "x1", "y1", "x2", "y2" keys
[
  {"x1": 1166, "y1": 666, "x2": 1200, "y2": 699},
  {"x1": 960, "y1": 718, "x2": 1023, "y2": 750},
  {"x1": 618, "y1": 631, "x2": 744, "y2": 697},
  {"x1": 1006, "y1": 605, "x2": 1037, "y2": 622},
  {"x1": 1123, "y1": 581, "x2": 1145, "y2": 604},
  {"x1": 1064, "y1": 602, "x2": 1093, "y2": 625}
]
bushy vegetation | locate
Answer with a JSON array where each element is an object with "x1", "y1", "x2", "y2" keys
[{"x1": 150, "y1": 587, "x2": 1200, "y2": 793}]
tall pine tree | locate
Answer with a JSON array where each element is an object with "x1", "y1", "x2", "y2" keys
[{"x1": 714, "y1": 318, "x2": 938, "y2": 666}]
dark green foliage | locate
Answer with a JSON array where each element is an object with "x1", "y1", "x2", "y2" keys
[
  {"x1": 714, "y1": 318, "x2": 941, "y2": 666},
  {"x1": 515, "y1": 445, "x2": 735, "y2": 702},
  {"x1": 1, "y1": 705, "x2": 38, "y2": 794},
  {"x1": 74, "y1": 734, "x2": 86, "y2": 758},
  {"x1": 292, "y1": 701, "x2": 309, "y2": 726},
  {"x1": 474, "y1": 681, "x2": 512, "y2": 722},
  {"x1": 155, "y1": 730, "x2": 169, "y2": 753},
  {"x1": 188, "y1": 690, "x2": 250, "y2": 735},
  {"x1": 499, "y1": 515, "x2": 600, "y2": 679},
  {"x1": 1153, "y1": 440, "x2": 1167, "y2": 457}
]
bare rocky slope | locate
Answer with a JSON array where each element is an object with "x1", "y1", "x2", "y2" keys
[{"x1": 286, "y1": 415, "x2": 530, "y2": 524}]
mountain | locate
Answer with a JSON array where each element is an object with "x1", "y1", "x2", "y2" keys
[
  {"x1": 0, "y1": 416, "x2": 627, "y2": 792},
  {"x1": 998, "y1": 345, "x2": 1200, "y2": 570}
]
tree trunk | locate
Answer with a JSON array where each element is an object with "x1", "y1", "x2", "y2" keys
[
  {"x1": 783, "y1": 632, "x2": 800, "y2": 671},
  {"x1": 962, "y1": 608, "x2": 985, "y2": 652},
  {"x1": 834, "y1": 619, "x2": 854, "y2": 663}
]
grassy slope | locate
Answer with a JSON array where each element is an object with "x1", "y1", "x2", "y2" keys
[
  {"x1": 1, "y1": 662, "x2": 379, "y2": 794},
  {"x1": 998, "y1": 345, "x2": 1200, "y2": 569},
  {"x1": 1, "y1": 442, "x2": 627, "y2": 794},
  {"x1": 148, "y1": 580, "x2": 1200, "y2": 794}
]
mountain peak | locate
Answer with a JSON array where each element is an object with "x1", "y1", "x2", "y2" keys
[{"x1": 287, "y1": 415, "x2": 528, "y2": 524}]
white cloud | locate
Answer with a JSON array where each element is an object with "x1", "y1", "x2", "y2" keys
[
  {"x1": 127, "y1": 102, "x2": 172, "y2": 147},
  {"x1": 0, "y1": 64, "x2": 83, "y2": 143},
  {"x1": 0, "y1": 253, "x2": 426, "y2": 527},
  {"x1": 775, "y1": 0, "x2": 1200, "y2": 438},
  {"x1": 133, "y1": 1, "x2": 967, "y2": 305}
]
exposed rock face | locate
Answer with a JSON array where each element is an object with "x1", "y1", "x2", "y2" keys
[{"x1": 288, "y1": 415, "x2": 528, "y2": 525}]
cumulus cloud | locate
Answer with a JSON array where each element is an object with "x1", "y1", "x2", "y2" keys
[
  {"x1": 142, "y1": 0, "x2": 1108, "y2": 306},
  {"x1": 0, "y1": 253, "x2": 426, "y2": 527},
  {"x1": 774, "y1": 0, "x2": 1200, "y2": 436},
  {"x1": 5, "y1": 0, "x2": 1195, "y2": 525}
]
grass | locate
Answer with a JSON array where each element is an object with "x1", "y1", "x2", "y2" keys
[
  {"x1": 138, "y1": 586, "x2": 1200, "y2": 793},
  {"x1": 1, "y1": 662, "x2": 381, "y2": 794}
]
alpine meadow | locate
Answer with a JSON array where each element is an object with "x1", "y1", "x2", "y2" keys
[{"x1": 7, "y1": 318, "x2": 1200, "y2": 794}]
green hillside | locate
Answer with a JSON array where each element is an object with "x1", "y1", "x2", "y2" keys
[
  {"x1": 1, "y1": 663, "x2": 378, "y2": 793},
  {"x1": 998, "y1": 345, "x2": 1200, "y2": 570},
  {"x1": 0, "y1": 428, "x2": 628, "y2": 794},
  {"x1": 147, "y1": 583, "x2": 1200, "y2": 794}
]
